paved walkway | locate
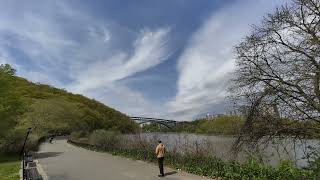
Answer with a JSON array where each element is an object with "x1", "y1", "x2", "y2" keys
[{"x1": 37, "y1": 139, "x2": 211, "y2": 180}]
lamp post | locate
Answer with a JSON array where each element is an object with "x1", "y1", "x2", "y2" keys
[
  {"x1": 20, "y1": 128, "x2": 32, "y2": 180},
  {"x1": 20, "y1": 128, "x2": 32, "y2": 157}
]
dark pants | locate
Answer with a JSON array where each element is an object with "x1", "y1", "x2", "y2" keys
[{"x1": 157, "y1": 157, "x2": 164, "y2": 176}]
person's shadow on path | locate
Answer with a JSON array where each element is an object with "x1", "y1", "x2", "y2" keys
[
  {"x1": 35, "y1": 152, "x2": 63, "y2": 159},
  {"x1": 164, "y1": 171, "x2": 177, "y2": 176}
]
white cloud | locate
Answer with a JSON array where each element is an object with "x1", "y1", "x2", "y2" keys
[
  {"x1": 88, "y1": 26, "x2": 111, "y2": 43},
  {"x1": 0, "y1": 48, "x2": 20, "y2": 70},
  {"x1": 0, "y1": 0, "x2": 288, "y2": 120},
  {"x1": 70, "y1": 27, "x2": 171, "y2": 93},
  {"x1": 85, "y1": 82, "x2": 165, "y2": 117},
  {"x1": 0, "y1": 1, "x2": 172, "y2": 117},
  {"x1": 167, "y1": 0, "x2": 285, "y2": 120},
  {"x1": 21, "y1": 71, "x2": 63, "y2": 87},
  {"x1": 0, "y1": 51, "x2": 9, "y2": 65},
  {"x1": 0, "y1": 2, "x2": 80, "y2": 78}
]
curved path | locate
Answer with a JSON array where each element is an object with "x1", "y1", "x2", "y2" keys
[{"x1": 36, "y1": 139, "x2": 211, "y2": 180}]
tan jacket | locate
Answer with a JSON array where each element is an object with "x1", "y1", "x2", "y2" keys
[{"x1": 155, "y1": 143, "x2": 166, "y2": 158}]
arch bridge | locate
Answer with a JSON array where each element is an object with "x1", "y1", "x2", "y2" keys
[{"x1": 130, "y1": 116, "x2": 179, "y2": 129}]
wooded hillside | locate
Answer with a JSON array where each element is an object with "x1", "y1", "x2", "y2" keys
[{"x1": 0, "y1": 64, "x2": 138, "y2": 153}]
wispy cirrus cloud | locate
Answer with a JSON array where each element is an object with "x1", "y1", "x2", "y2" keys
[
  {"x1": 0, "y1": 0, "x2": 172, "y2": 116},
  {"x1": 0, "y1": 49, "x2": 10, "y2": 65},
  {"x1": 70, "y1": 28, "x2": 171, "y2": 93},
  {"x1": 166, "y1": 0, "x2": 286, "y2": 120},
  {"x1": 0, "y1": 0, "x2": 289, "y2": 120}
]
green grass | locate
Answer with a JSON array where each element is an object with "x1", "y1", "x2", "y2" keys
[{"x1": 0, "y1": 155, "x2": 20, "y2": 180}]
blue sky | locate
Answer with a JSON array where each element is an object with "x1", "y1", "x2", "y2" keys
[{"x1": 0, "y1": 0, "x2": 287, "y2": 120}]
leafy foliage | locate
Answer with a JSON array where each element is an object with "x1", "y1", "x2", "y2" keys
[
  {"x1": 89, "y1": 129, "x2": 121, "y2": 148},
  {"x1": 0, "y1": 64, "x2": 16, "y2": 76},
  {"x1": 0, "y1": 72, "x2": 24, "y2": 138},
  {"x1": 0, "y1": 64, "x2": 138, "y2": 153}
]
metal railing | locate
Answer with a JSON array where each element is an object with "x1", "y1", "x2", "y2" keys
[{"x1": 20, "y1": 128, "x2": 32, "y2": 180}]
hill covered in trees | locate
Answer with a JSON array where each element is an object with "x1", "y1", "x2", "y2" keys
[{"x1": 0, "y1": 64, "x2": 138, "y2": 153}]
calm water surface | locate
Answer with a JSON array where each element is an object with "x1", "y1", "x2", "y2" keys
[{"x1": 129, "y1": 133, "x2": 319, "y2": 167}]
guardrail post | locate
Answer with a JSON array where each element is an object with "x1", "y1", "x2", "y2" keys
[{"x1": 22, "y1": 152, "x2": 25, "y2": 180}]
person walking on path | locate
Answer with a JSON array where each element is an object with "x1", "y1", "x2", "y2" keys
[
  {"x1": 49, "y1": 137, "x2": 54, "y2": 143},
  {"x1": 155, "y1": 140, "x2": 166, "y2": 177}
]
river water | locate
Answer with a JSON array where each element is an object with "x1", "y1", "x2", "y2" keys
[{"x1": 130, "y1": 133, "x2": 319, "y2": 167}]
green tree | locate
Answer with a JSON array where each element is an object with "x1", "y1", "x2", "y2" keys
[
  {"x1": 19, "y1": 99, "x2": 83, "y2": 136},
  {"x1": 231, "y1": 0, "x2": 320, "y2": 150},
  {"x1": 0, "y1": 64, "x2": 16, "y2": 76}
]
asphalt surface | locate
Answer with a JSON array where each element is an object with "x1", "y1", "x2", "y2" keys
[{"x1": 37, "y1": 139, "x2": 211, "y2": 180}]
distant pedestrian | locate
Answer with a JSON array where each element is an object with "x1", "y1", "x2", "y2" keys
[
  {"x1": 155, "y1": 140, "x2": 166, "y2": 177},
  {"x1": 49, "y1": 137, "x2": 53, "y2": 143}
]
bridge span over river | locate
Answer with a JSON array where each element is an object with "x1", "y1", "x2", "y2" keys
[{"x1": 130, "y1": 116, "x2": 183, "y2": 129}]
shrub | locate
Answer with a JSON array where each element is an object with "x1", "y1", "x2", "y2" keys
[
  {"x1": 70, "y1": 134, "x2": 317, "y2": 179},
  {"x1": 0, "y1": 129, "x2": 39, "y2": 154},
  {"x1": 89, "y1": 130, "x2": 121, "y2": 149},
  {"x1": 308, "y1": 154, "x2": 320, "y2": 179},
  {"x1": 71, "y1": 131, "x2": 84, "y2": 140}
]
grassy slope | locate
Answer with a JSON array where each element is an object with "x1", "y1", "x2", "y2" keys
[
  {"x1": 0, "y1": 72, "x2": 138, "y2": 155},
  {"x1": 12, "y1": 75, "x2": 138, "y2": 134},
  {"x1": 0, "y1": 156, "x2": 20, "y2": 180}
]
